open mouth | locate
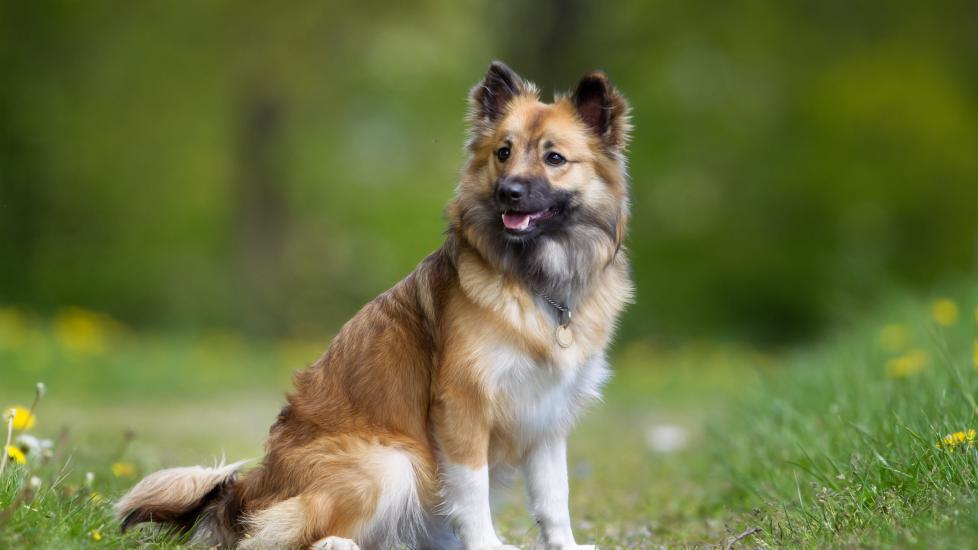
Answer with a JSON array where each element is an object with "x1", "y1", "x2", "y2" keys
[{"x1": 501, "y1": 207, "x2": 558, "y2": 234}]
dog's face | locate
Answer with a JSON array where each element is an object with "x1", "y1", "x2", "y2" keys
[
  {"x1": 451, "y1": 62, "x2": 631, "y2": 298},
  {"x1": 489, "y1": 97, "x2": 589, "y2": 241}
]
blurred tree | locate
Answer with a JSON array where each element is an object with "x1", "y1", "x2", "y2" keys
[
  {"x1": 492, "y1": 0, "x2": 587, "y2": 91},
  {"x1": 234, "y1": 88, "x2": 287, "y2": 334}
]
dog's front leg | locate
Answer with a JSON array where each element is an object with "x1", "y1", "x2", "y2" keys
[
  {"x1": 432, "y1": 392, "x2": 513, "y2": 549},
  {"x1": 521, "y1": 438, "x2": 592, "y2": 549},
  {"x1": 441, "y1": 460, "x2": 512, "y2": 549}
]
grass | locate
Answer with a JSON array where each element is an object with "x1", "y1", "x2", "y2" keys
[
  {"x1": 1, "y1": 286, "x2": 977, "y2": 548},
  {"x1": 710, "y1": 290, "x2": 978, "y2": 548}
]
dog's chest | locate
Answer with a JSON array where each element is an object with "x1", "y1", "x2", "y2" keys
[{"x1": 482, "y1": 342, "x2": 609, "y2": 459}]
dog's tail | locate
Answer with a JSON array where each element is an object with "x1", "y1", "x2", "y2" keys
[{"x1": 115, "y1": 460, "x2": 247, "y2": 545}]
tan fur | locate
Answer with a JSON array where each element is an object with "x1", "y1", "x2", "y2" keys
[
  {"x1": 115, "y1": 461, "x2": 245, "y2": 515},
  {"x1": 114, "y1": 460, "x2": 245, "y2": 544},
  {"x1": 118, "y1": 61, "x2": 633, "y2": 549}
]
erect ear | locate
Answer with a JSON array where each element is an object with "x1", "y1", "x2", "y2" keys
[
  {"x1": 572, "y1": 71, "x2": 631, "y2": 151},
  {"x1": 469, "y1": 61, "x2": 528, "y2": 123}
]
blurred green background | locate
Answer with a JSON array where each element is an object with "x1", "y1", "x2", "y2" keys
[
  {"x1": 4, "y1": 3, "x2": 978, "y2": 547},
  {"x1": 2, "y1": 0, "x2": 978, "y2": 344}
]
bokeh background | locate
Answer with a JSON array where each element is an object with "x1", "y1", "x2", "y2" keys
[
  {"x1": 2, "y1": 2, "x2": 978, "y2": 547},
  {"x1": 4, "y1": 1, "x2": 977, "y2": 345}
]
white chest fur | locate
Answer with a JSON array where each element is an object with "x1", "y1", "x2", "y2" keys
[
  {"x1": 481, "y1": 342, "x2": 610, "y2": 462},
  {"x1": 453, "y1": 249, "x2": 628, "y2": 461}
]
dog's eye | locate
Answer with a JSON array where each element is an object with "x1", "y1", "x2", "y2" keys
[
  {"x1": 545, "y1": 152, "x2": 567, "y2": 166},
  {"x1": 496, "y1": 147, "x2": 511, "y2": 162}
]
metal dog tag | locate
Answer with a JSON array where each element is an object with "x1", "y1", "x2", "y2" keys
[{"x1": 555, "y1": 324, "x2": 574, "y2": 348}]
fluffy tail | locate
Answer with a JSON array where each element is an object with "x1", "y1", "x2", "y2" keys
[{"x1": 115, "y1": 460, "x2": 247, "y2": 545}]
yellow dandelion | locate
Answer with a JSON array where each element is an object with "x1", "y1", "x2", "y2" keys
[
  {"x1": 89, "y1": 491, "x2": 105, "y2": 505},
  {"x1": 90, "y1": 529, "x2": 102, "y2": 541},
  {"x1": 879, "y1": 324, "x2": 908, "y2": 353},
  {"x1": 936, "y1": 428, "x2": 977, "y2": 452},
  {"x1": 5, "y1": 445, "x2": 26, "y2": 465},
  {"x1": 931, "y1": 299, "x2": 959, "y2": 327},
  {"x1": 53, "y1": 306, "x2": 120, "y2": 355},
  {"x1": 886, "y1": 349, "x2": 929, "y2": 378},
  {"x1": 111, "y1": 462, "x2": 135, "y2": 478},
  {"x1": 0, "y1": 307, "x2": 28, "y2": 350},
  {"x1": 4, "y1": 405, "x2": 36, "y2": 430}
]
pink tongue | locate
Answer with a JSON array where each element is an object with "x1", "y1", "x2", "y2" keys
[{"x1": 502, "y1": 212, "x2": 532, "y2": 230}]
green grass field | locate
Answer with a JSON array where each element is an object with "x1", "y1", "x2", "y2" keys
[{"x1": 2, "y1": 286, "x2": 978, "y2": 549}]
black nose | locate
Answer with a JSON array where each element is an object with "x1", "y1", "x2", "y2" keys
[{"x1": 496, "y1": 180, "x2": 527, "y2": 204}]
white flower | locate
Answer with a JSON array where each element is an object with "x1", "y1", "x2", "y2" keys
[{"x1": 15, "y1": 434, "x2": 40, "y2": 457}]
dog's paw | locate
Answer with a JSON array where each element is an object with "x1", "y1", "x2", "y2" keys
[{"x1": 310, "y1": 536, "x2": 360, "y2": 550}]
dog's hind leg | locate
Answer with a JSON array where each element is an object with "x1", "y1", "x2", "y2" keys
[{"x1": 238, "y1": 443, "x2": 429, "y2": 549}]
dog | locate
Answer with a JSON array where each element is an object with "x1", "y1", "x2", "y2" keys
[{"x1": 117, "y1": 61, "x2": 633, "y2": 550}]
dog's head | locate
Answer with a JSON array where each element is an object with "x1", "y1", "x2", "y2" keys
[{"x1": 450, "y1": 61, "x2": 631, "y2": 298}]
